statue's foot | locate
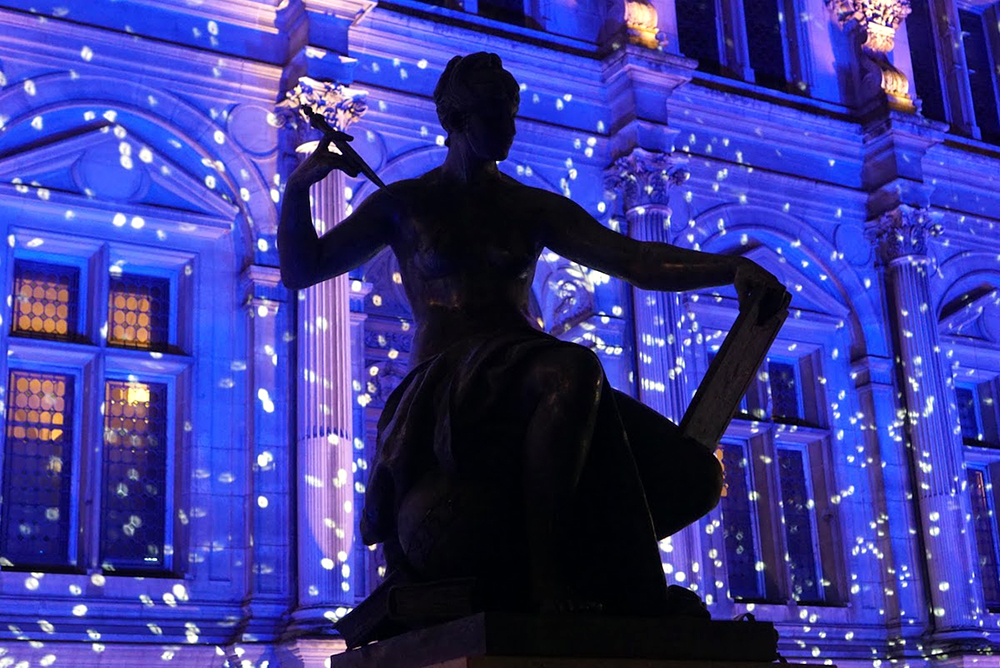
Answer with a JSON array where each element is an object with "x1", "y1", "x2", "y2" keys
[{"x1": 535, "y1": 597, "x2": 604, "y2": 614}]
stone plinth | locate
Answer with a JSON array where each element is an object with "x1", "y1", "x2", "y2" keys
[
  {"x1": 424, "y1": 661, "x2": 786, "y2": 668},
  {"x1": 330, "y1": 613, "x2": 782, "y2": 668}
]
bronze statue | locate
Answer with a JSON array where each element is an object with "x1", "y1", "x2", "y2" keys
[{"x1": 279, "y1": 53, "x2": 787, "y2": 627}]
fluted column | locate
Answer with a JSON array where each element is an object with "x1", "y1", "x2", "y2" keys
[
  {"x1": 606, "y1": 149, "x2": 703, "y2": 588},
  {"x1": 279, "y1": 78, "x2": 369, "y2": 632},
  {"x1": 869, "y1": 205, "x2": 981, "y2": 641}
]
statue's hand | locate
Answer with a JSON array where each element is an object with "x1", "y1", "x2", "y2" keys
[
  {"x1": 287, "y1": 132, "x2": 363, "y2": 191},
  {"x1": 734, "y1": 259, "x2": 788, "y2": 323}
]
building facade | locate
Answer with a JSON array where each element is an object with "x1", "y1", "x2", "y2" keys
[{"x1": 0, "y1": 0, "x2": 998, "y2": 665}]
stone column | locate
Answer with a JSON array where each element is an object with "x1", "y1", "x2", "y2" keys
[
  {"x1": 825, "y1": 0, "x2": 916, "y2": 112},
  {"x1": 279, "y1": 78, "x2": 369, "y2": 633},
  {"x1": 606, "y1": 149, "x2": 703, "y2": 589},
  {"x1": 868, "y1": 205, "x2": 981, "y2": 642}
]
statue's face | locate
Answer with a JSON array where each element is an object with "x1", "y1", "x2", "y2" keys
[{"x1": 462, "y1": 100, "x2": 517, "y2": 162}]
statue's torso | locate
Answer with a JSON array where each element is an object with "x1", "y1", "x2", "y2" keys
[{"x1": 387, "y1": 170, "x2": 549, "y2": 362}]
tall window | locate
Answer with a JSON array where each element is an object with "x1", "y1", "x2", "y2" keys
[
  {"x1": 677, "y1": 0, "x2": 722, "y2": 74},
  {"x1": 906, "y1": 0, "x2": 948, "y2": 122},
  {"x1": 677, "y1": 0, "x2": 806, "y2": 93},
  {"x1": 0, "y1": 234, "x2": 190, "y2": 574},
  {"x1": 713, "y1": 342, "x2": 839, "y2": 604},
  {"x1": 959, "y1": 7, "x2": 1000, "y2": 141},
  {"x1": 967, "y1": 465, "x2": 1000, "y2": 609},
  {"x1": 905, "y1": 2, "x2": 1000, "y2": 142}
]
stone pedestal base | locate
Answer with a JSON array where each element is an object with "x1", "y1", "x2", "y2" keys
[
  {"x1": 426, "y1": 660, "x2": 787, "y2": 668},
  {"x1": 330, "y1": 612, "x2": 788, "y2": 668}
]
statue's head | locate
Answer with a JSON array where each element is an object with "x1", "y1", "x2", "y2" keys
[{"x1": 434, "y1": 52, "x2": 520, "y2": 160}]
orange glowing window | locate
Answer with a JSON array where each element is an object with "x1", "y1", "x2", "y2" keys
[
  {"x1": 1, "y1": 369, "x2": 75, "y2": 567},
  {"x1": 108, "y1": 275, "x2": 169, "y2": 350},
  {"x1": 12, "y1": 260, "x2": 80, "y2": 340}
]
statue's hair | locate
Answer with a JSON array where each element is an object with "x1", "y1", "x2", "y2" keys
[{"x1": 434, "y1": 52, "x2": 519, "y2": 144}]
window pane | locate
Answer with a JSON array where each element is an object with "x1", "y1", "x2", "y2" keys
[
  {"x1": 967, "y1": 468, "x2": 1000, "y2": 607},
  {"x1": 12, "y1": 260, "x2": 79, "y2": 340},
  {"x1": 768, "y1": 361, "x2": 800, "y2": 421},
  {"x1": 957, "y1": 386, "x2": 981, "y2": 441},
  {"x1": 744, "y1": 0, "x2": 787, "y2": 89},
  {"x1": 108, "y1": 275, "x2": 170, "y2": 350},
  {"x1": 777, "y1": 448, "x2": 821, "y2": 602},
  {"x1": 960, "y1": 9, "x2": 1000, "y2": 140},
  {"x1": 906, "y1": 0, "x2": 947, "y2": 122},
  {"x1": 720, "y1": 443, "x2": 763, "y2": 599},
  {"x1": 478, "y1": 0, "x2": 524, "y2": 25},
  {"x1": 101, "y1": 380, "x2": 168, "y2": 570},
  {"x1": 676, "y1": 0, "x2": 721, "y2": 74},
  {"x1": 1, "y1": 370, "x2": 74, "y2": 567}
]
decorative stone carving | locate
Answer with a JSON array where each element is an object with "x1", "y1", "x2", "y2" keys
[
  {"x1": 605, "y1": 148, "x2": 689, "y2": 216},
  {"x1": 825, "y1": 0, "x2": 913, "y2": 108},
  {"x1": 865, "y1": 205, "x2": 942, "y2": 265},
  {"x1": 276, "y1": 76, "x2": 369, "y2": 145},
  {"x1": 624, "y1": 0, "x2": 661, "y2": 49}
]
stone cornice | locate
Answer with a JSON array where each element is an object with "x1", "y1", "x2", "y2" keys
[{"x1": 0, "y1": 10, "x2": 282, "y2": 102}]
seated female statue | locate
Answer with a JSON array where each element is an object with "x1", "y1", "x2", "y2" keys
[{"x1": 278, "y1": 52, "x2": 784, "y2": 615}]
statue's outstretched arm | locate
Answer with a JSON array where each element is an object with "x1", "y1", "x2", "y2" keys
[
  {"x1": 541, "y1": 193, "x2": 745, "y2": 292},
  {"x1": 278, "y1": 138, "x2": 393, "y2": 290}
]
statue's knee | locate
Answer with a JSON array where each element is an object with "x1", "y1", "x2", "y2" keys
[{"x1": 529, "y1": 344, "x2": 603, "y2": 395}]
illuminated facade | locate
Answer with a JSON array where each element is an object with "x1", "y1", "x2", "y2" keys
[{"x1": 0, "y1": 0, "x2": 999, "y2": 666}]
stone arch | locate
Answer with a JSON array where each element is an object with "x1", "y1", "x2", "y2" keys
[
  {"x1": 0, "y1": 70, "x2": 275, "y2": 266},
  {"x1": 688, "y1": 203, "x2": 884, "y2": 359},
  {"x1": 935, "y1": 252, "x2": 1000, "y2": 344}
]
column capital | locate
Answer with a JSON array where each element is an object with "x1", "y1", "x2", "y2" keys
[
  {"x1": 866, "y1": 205, "x2": 942, "y2": 266},
  {"x1": 276, "y1": 77, "x2": 368, "y2": 147},
  {"x1": 605, "y1": 148, "x2": 688, "y2": 216}
]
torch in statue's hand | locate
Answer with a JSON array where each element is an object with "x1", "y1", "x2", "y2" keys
[{"x1": 303, "y1": 107, "x2": 387, "y2": 189}]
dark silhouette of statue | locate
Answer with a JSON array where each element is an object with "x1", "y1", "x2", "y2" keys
[{"x1": 279, "y1": 53, "x2": 787, "y2": 635}]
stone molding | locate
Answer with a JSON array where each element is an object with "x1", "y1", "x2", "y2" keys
[
  {"x1": 866, "y1": 205, "x2": 942, "y2": 266},
  {"x1": 277, "y1": 77, "x2": 369, "y2": 145}
]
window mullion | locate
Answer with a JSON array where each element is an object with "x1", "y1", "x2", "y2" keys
[{"x1": 720, "y1": 0, "x2": 755, "y2": 80}]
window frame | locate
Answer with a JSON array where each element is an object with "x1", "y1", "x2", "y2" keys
[
  {"x1": 696, "y1": 298, "x2": 846, "y2": 608},
  {"x1": 0, "y1": 227, "x2": 193, "y2": 578}
]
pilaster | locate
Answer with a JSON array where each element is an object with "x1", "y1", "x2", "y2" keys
[
  {"x1": 279, "y1": 77, "x2": 369, "y2": 635},
  {"x1": 868, "y1": 205, "x2": 983, "y2": 647},
  {"x1": 606, "y1": 148, "x2": 703, "y2": 590},
  {"x1": 240, "y1": 263, "x2": 297, "y2": 638}
]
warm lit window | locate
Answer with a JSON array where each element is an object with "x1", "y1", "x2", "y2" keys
[
  {"x1": 108, "y1": 274, "x2": 170, "y2": 350},
  {"x1": 0, "y1": 370, "x2": 75, "y2": 568},
  {"x1": 100, "y1": 380, "x2": 169, "y2": 570},
  {"x1": 2, "y1": 239, "x2": 188, "y2": 575},
  {"x1": 11, "y1": 260, "x2": 79, "y2": 341}
]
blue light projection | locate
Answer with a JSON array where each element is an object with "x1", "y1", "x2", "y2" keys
[{"x1": 0, "y1": 0, "x2": 997, "y2": 666}]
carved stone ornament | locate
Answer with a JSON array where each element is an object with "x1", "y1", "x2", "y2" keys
[
  {"x1": 825, "y1": 0, "x2": 913, "y2": 105},
  {"x1": 276, "y1": 76, "x2": 369, "y2": 143},
  {"x1": 605, "y1": 149, "x2": 689, "y2": 214},
  {"x1": 866, "y1": 205, "x2": 943, "y2": 266},
  {"x1": 624, "y1": 0, "x2": 661, "y2": 49}
]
